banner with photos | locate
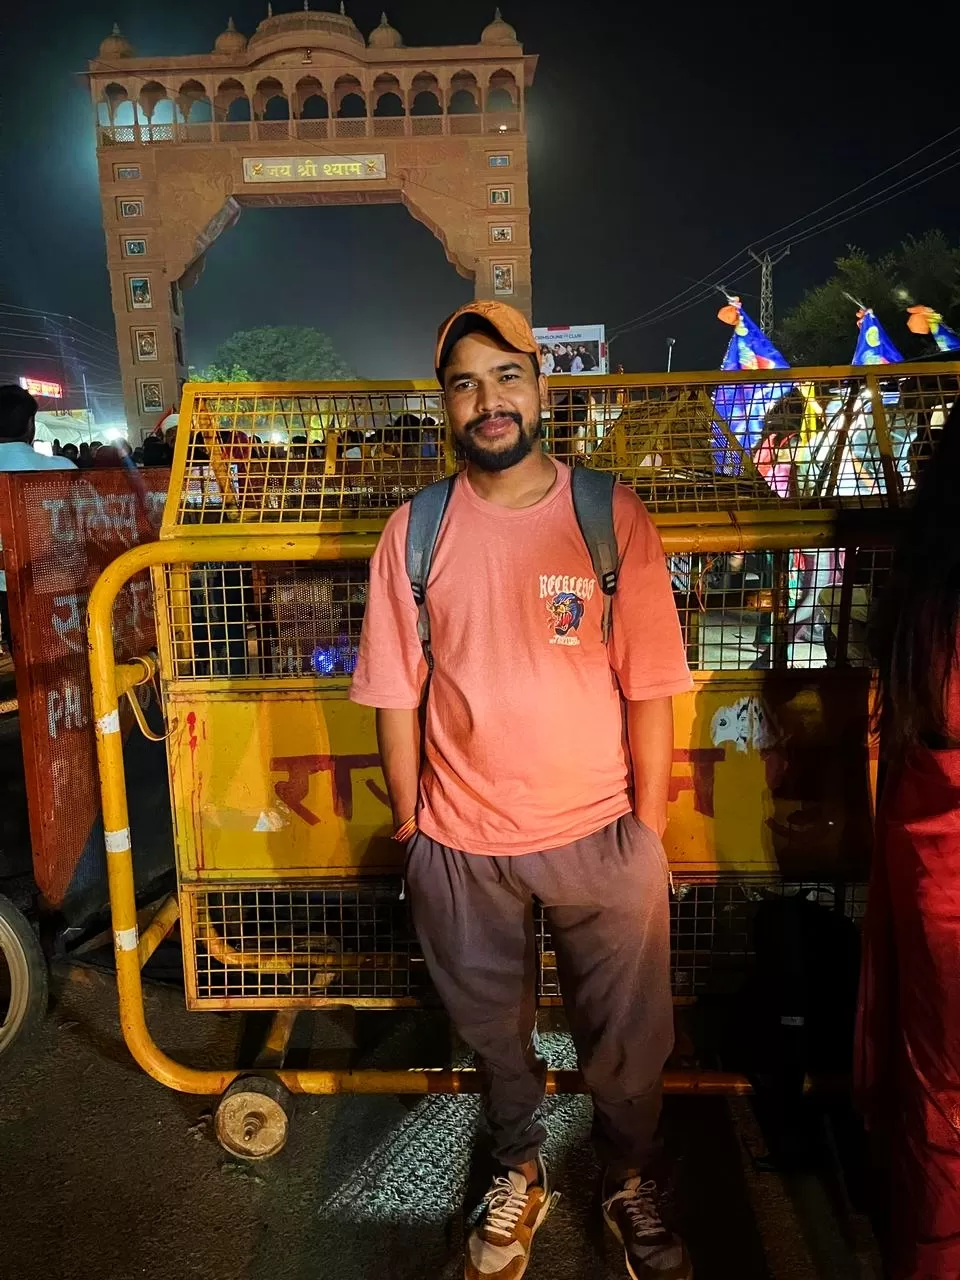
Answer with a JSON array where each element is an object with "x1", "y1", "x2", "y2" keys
[{"x1": 533, "y1": 325, "x2": 607, "y2": 375}]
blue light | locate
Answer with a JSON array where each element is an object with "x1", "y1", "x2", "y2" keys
[{"x1": 310, "y1": 643, "x2": 359, "y2": 676}]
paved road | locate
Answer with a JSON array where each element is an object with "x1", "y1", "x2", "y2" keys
[{"x1": 2, "y1": 962, "x2": 880, "y2": 1280}]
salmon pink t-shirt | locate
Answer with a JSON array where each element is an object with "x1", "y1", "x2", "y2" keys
[{"x1": 349, "y1": 459, "x2": 692, "y2": 855}]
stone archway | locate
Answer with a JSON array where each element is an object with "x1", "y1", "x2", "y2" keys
[{"x1": 87, "y1": 9, "x2": 537, "y2": 435}]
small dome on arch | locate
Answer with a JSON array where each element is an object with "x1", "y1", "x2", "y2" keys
[
  {"x1": 249, "y1": 4, "x2": 364, "y2": 48},
  {"x1": 480, "y1": 8, "x2": 517, "y2": 44},
  {"x1": 214, "y1": 17, "x2": 248, "y2": 54},
  {"x1": 99, "y1": 23, "x2": 135, "y2": 59},
  {"x1": 368, "y1": 11, "x2": 402, "y2": 48}
]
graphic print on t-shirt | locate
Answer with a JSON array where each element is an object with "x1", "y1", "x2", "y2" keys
[{"x1": 539, "y1": 572, "x2": 596, "y2": 646}]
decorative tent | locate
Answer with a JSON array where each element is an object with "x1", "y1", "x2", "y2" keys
[
  {"x1": 712, "y1": 298, "x2": 791, "y2": 472},
  {"x1": 906, "y1": 305, "x2": 960, "y2": 353},
  {"x1": 851, "y1": 308, "x2": 904, "y2": 365}
]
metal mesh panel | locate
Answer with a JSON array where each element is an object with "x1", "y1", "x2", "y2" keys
[
  {"x1": 672, "y1": 545, "x2": 893, "y2": 671},
  {"x1": 163, "y1": 561, "x2": 368, "y2": 679},
  {"x1": 539, "y1": 880, "x2": 868, "y2": 1002},
  {"x1": 183, "y1": 879, "x2": 867, "y2": 1008},
  {"x1": 163, "y1": 545, "x2": 889, "y2": 680},
  {"x1": 169, "y1": 370, "x2": 958, "y2": 527},
  {"x1": 173, "y1": 391, "x2": 445, "y2": 525},
  {"x1": 184, "y1": 883, "x2": 429, "y2": 1006},
  {"x1": 545, "y1": 372, "x2": 956, "y2": 511}
]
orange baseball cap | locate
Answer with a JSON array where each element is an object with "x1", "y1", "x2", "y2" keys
[{"x1": 435, "y1": 300, "x2": 539, "y2": 379}]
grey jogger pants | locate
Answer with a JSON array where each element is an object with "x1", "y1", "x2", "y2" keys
[{"x1": 406, "y1": 812, "x2": 674, "y2": 1177}]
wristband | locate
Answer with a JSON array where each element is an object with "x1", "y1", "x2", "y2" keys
[{"x1": 393, "y1": 815, "x2": 417, "y2": 843}]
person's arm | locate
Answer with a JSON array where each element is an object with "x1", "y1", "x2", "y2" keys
[
  {"x1": 609, "y1": 491, "x2": 692, "y2": 838},
  {"x1": 626, "y1": 696, "x2": 674, "y2": 838},
  {"x1": 348, "y1": 507, "x2": 428, "y2": 834},
  {"x1": 376, "y1": 707, "x2": 422, "y2": 829}
]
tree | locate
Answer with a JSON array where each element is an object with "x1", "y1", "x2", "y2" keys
[
  {"x1": 209, "y1": 326, "x2": 353, "y2": 382},
  {"x1": 776, "y1": 231, "x2": 960, "y2": 366},
  {"x1": 188, "y1": 361, "x2": 252, "y2": 382}
]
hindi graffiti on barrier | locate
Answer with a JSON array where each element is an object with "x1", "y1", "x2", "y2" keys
[
  {"x1": 0, "y1": 469, "x2": 169, "y2": 907},
  {"x1": 270, "y1": 748, "x2": 723, "y2": 827}
]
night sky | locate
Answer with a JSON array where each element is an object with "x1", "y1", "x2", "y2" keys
[{"x1": 2, "y1": 0, "x2": 958, "y2": 404}]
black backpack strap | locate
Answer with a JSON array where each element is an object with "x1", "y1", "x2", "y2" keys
[
  {"x1": 405, "y1": 475, "x2": 456, "y2": 670},
  {"x1": 570, "y1": 467, "x2": 618, "y2": 643}
]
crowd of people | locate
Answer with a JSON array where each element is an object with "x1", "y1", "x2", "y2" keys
[
  {"x1": 44, "y1": 413, "x2": 440, "y2": 473},
  {"x1": 538, "y1": 341, "x2": 599, "y2": 375},
  {"x1": 49, "y1": 427, "x2": 176, "y2": 470}
]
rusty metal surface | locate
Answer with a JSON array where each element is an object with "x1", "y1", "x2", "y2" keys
[{"x1": 0, "y1": 470, "x2": 171, "y2": 917}]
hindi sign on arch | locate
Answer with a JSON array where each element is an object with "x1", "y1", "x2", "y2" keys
[{"x1": 242, "y1": 155, "x2": 387, "y2": 183}]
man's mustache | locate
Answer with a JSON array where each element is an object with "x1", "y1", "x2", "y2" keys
[{"x1": 465, "y1": 411, "x2": 523, "y2": 433}]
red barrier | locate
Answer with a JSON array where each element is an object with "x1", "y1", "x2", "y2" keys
[{"x1": 0, "y1": 469, "x2": 170, "y2": 916}]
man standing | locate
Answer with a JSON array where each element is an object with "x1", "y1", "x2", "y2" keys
[
  {"x1": 0, "y1": 385, "x2": 77, "y2": 475},
  {"x1": 349, "y1": 302, "x2": 693, "y2": 1280}
]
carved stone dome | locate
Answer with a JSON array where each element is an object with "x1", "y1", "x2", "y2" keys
[
  {"x1": 481, "y1": 8, "x2": 517, "y2": 43},
  {"x1": 249, "y1": 4, "x2": 364, "y2": 49},
  {"x1": 99, "y1": 23, "x2": 135, "y2": 59},
  {"x1": 368, "y1": 12, "x2": 402, "y2": 48},
  {"x1": 214, "y1": 17, "x2": 248, "y2": 54}
]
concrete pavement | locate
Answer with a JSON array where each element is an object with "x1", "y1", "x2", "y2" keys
[{"x1": 1, "y1": 961, "x2": 880, "y2": 1280}]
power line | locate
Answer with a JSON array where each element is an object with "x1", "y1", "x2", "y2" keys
[
  {"x1": 609, "y1": 125, "x2": 960, "y2": 340},
  {"x1": 609, "y1": 254, "x2": 753, "y2": 340},
  {"x1": 0, "y1": 349, "x2": 121, "y2": 379},
  {"x1": 0, "y1": 325, "x2": 120, "y2": 361},
  {"x1": 612, "y1": 261, "x2": 758, "y2": 339},
  {"x1": 767, "y1": 156, "x2": 960, "y2": 255},
  {"x1": 613, "y1": 136, "x2": 960, "y2": 337},
  {"x1": 0, "y1": 304, "x2": 118, "y2": 346},
  {"x1": 0, "y1": 317, "x2": 120, "y2": 360},
  {"x1": 0, "y1": 335, "x2": 121, "y2": 370},
  {"x1": 755, "y1": 126, "x2": 960, "y2": 253},
  {"x1": 748, "y1": 246, "x2": 790, "y2": 335},
  {"x1": 611, "y1": 152, "x2": 960, "y2": 342}
]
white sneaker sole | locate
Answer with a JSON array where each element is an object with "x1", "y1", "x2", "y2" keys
[
  {"x1": 602, "y1": 1207, "x2": 693, "y2": 1280},
  {"x1": 466, "y1": 1190, "x2": 559, "y2": 1280}
]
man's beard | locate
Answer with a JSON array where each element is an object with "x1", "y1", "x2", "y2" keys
[{"x1": 454, "y1": 411, "x2": 542, "y2": 473}]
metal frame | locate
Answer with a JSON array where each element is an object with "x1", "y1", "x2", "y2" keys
[
  {"x1": 89, "y1": 360, "x2": 955, "y2": 1098},
  {"x1": 164, "y1": 362, "x2": 960, "y2": 532},
  {"x1": 89, "y1": 524, "x2": 873, "y2": 1098},
  {"x1": 88, "y1": 533, "x2": 768, "y2": 1096}
]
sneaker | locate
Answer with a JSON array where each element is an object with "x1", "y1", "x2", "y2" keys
[
  {"x1": 602, "y1": 1176, "x2": 692, "y2": 1280},
  {"x1": 464, "y1": 1156, "x2": 557, "y2": 1280}
]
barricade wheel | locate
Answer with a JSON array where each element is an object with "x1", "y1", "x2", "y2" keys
[
  {"x1": 0, "y1": 893, "x2": 48, "y2": 1079},
  {"x1": 215, "y1": 1076, "x2": 291, "y2": 1160}
]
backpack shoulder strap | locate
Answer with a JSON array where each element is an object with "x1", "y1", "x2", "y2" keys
[
  {"x1": 405, "y1": 475, "x2": 456, "y2": 669},
  {"x1": 570, "y1": 467, "x2": 619, "y2": 644}
]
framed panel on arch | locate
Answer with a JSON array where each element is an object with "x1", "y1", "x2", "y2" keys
[
  {"x1": 127, "y1": 275, "x2": 152, "y2": 309},
  {"x1": 133, "y1": 328, "x2": 158, "y2": 361},
  {"x1": 492, "y1": 262, "x2": 516, "y2": 296},
  {"x1": 137, "y1": 378, "x2": 164, "y2": 412}
]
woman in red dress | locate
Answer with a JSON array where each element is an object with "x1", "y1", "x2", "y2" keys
[{"x1": 858, "y1": 398, "x2": 960, "y2": 1278}]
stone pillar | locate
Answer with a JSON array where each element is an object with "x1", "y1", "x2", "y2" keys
[
  {"x1": 470, "y1": 136, "x2": 532, "y2": 320},
  {"x1": 99, "y1": 151, "x2": 187, "y2": 438}
]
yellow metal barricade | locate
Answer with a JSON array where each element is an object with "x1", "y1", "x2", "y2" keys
[{"x1": 87, "y1": 365, "x2": 958, "y2": 1151}]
